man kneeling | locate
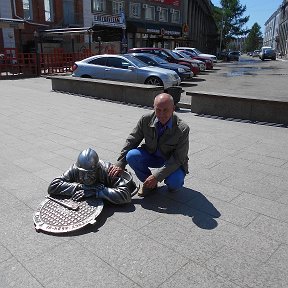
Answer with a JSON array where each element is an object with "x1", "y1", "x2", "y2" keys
[{"x1": 108, "y1": 93, "x2": 190, "y2": 197}]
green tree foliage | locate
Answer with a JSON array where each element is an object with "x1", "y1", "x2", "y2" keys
[
  {"x1": 212, "y1": 0, "x2": 250, "y2": 49},
  {"x1": 244, "y1": 23, "x2": 263, "y2": 51}
]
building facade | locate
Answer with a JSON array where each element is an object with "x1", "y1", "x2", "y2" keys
[
  {"x1": 0, "y1": 0, "x2": 84, "y2": 53},
  {"x1": 278, "y1": 0, "x2": 288, "y2": 56},
  {"x1": 1, "y1": 0, "x2": 217, "y2": 54},
  {"x1": 83, "y1": 0, "x2": 217, "y2": 53},
  {"x1": 263, "y1": 8, "x2": 281, "y2": 49},
  {"x1": 264, "y1": 0, "x2": 288, "y2": 56}
]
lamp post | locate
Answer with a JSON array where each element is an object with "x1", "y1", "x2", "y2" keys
[
  {"x1": 219, "y1": 8, "x2": 224, "y2": 54},
  {"x1": 88, "y1": 29, "x2": 92, "y2": 52},
  {"x1": 97, "y1": 36, "x2": 101, "y2": 55},
  {"x1": 33, "y1": 30, "x2": 40, "y2": 76}
]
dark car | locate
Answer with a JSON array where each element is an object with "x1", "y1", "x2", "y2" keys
[
  {"x1": 252, "y1": 50, "x2": 261, "y2": 57},
  {"x1": 174, "y1": 49, "x2": 214, "y2": 70},
  {"x1": 259, "y1": 47, "x2": 276, "y2": 61},
  {"x1": 130, "y1": 53, "x2": 193, "y2": 81},
  {"x1": 220, "y1": 51, "x2": 240, "y2": 61},
  {"x1": 172, "y1": 50, "x2": 206, "y2": 71},
  {"x1": 128, "y1": 47, "x2": 201, "y2": 76}
]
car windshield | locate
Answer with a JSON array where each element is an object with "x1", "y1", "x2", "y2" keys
[
  {"x1": 123, "y1": 54, "x2": 148, "y2": 68},
  {"x1": 174, "y1": 51, "x2": 188, "y2": 58},
  {"x1": 181, "y1": 50, "x2": 196, "y2": 57},
  {"x1": 170, "y1": 51, "x2": 183, "y2": 59},
  {"x1": 193, "y1": 48, "x2": 201, "y2": 54},
  {"x1": 149, "y1": 55, "x2": 169, "y2": 64}
]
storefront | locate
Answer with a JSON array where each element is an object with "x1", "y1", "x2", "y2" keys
[
  {"x1": 127, "y1": 21, "x2": 182, "y2": 49},
  {"x1": 90, "y1": 12, "x2": 127, "y2": 53},
  {"x1": 0, "y1": 18, "x2": 24, "y2": 51}
]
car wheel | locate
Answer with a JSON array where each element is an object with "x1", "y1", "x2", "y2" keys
[
  {"x1": 81, "y1": 75, "x2": 91, "y2": 78},
  {"x1": 272, "y1": 57, "x2": 276, "y2": 60},
  {"x1": 261, "y1": 57, "x2": 264, "y2": 61},
  {"x1": 145, "y1": 76, "x2": 164, "y2": 87}
]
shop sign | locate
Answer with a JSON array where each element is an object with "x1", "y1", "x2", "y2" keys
[
  {"x1": 146, "y1": 28, "x2": 180, "y2": 36},
  {"x1": 0, "y1": 19, "x2": 24, "y2": 29},
  {"x1": 93, "y1": 13, "x2": 126, "y2": 29},
  {"x1": 149, "y1": 0, "x2": 180, "y2": 7}
]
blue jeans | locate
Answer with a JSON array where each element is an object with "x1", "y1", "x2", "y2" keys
[{"x1": 126, "y1": 148, "x2": 185, "y2": 190}]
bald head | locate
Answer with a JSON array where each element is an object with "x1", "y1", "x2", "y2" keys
[
  {"x1": 154, "y1": 93, "x2": 175, "y2": 125},
  {"x1": 154, "y1": 93, "x2": 174, "y2": 107}
]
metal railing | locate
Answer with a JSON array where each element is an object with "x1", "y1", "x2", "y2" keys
[{"x1": 0, "y1": 49, "x2": 93, "y2": 78}]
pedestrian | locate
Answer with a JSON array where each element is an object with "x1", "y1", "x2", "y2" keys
[
  {"x1": 48, "y1": 148, "x2": 136, "y2": 204},
  {"x1": 108, "y1": 93, "x2": 189, "y2": 197}
]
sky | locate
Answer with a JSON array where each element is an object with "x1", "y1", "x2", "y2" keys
[{"x1": 211, "y1": 0, "x2": 283, "y2": 33}]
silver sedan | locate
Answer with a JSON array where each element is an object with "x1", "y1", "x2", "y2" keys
[{"x1": 72, "y1": 54, "x2": 181, "y2": 89}]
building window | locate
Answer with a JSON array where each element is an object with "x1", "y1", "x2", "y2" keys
[
  {"x1": 171, "y1": 10, "x2": 180, "y2": 23},
  {"x1": 92, "y1": 0, "x2": 105, "y2": 13},
  {"x1": 145, "y1": 5, "x2": 155, "y2": 21},
  {"x1": 112, "y1": 1, "x2": 124, "y2": 15},
  {"x1": 44, "y1": 0, "x2": 53, "y2": 22},
  {"x1": 63, "y1": 0, "x2": 75, "y2": 25},
  {"x1": 159, "y1": 8, "x2": 168, "y2": 22},
  {"x1": 129, "y1": 3, "x2": 141, "y2": 18},
  {"x1": 23, "y1": 0, "x2": 32, "y2": 20}
]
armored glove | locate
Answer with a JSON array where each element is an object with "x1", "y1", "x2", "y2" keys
[{"x1": 72, "y1": 183, "x2": 105, "y2": 201}]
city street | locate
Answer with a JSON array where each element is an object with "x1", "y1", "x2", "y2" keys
[{"x1": 0, "y1": 62, "x2": 288, "y2": 287}]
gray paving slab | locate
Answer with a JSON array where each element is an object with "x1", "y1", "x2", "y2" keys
[
  {"x1": 231, "y1": 193, "x2": 288, "y2": 224},
  {"x1": 0, "y1": 76, "x2": 288, "y2": 288},
  {"x1": 75, "y1": 219, "x2": 188, "y2": 288},
  {"x1": 158, "y1": 261, "x2": 241, "y2": 288},
  {"x1": 24, "y1": 241, "x2": 141, "y2": 288},
  {"x1": 0, "y1": 257, "x2": 43, "y2": 288},
  {"x1": 247, "y1": 215, "x2": 288, "y2": 244}
]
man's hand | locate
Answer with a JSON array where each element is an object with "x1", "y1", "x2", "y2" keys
[
  {"x1": 143, "y1": 175, "x2": 158, "y2": 189},
  {"x1": 108, "y1": 165, "x2": 124, "y2": 178}
]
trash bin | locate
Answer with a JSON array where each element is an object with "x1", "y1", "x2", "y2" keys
[{"x1": 165, "y1": 86, "x2": 184, "y2": 105}]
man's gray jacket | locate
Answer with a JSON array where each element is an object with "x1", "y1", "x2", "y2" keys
[{"x1": 116, "y1": 112, "x2": 189, "y2": 182}]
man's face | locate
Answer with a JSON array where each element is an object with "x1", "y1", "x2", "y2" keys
[
  {"x1": 154, "y1": 96, "x2": 174, "y2": 125},
  {"x1": 79, "y1": 170, "x2": 98, "y2": 186}
]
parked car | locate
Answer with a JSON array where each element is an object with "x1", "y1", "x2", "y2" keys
[
  {"x1": 259, "y1": 47, "x2": 276, "y2": 61},
  {"x1": 175, "y1": 47, "x2": 217, "y2": 62},
  {"x1": 0, "y1": 53, "x2": 4, "y2": 64},
  {"x1": 171, "y1": 50, "x2": 206, "y2": 71},
  {"x1": 72, "y1": 54, "x2": 181, "y2": 89},
  {"x1": 130, "y1": 53, "x2": 193, "y2": 81},
  {"x1": 252, "y1": 50, "x2": 261, "y2": 57},
  {"x1": 127, "y1": 47, "x2": 201, "y2": 76},
  {"x1": 220, "y1": 51, "x2": 240, "y2": 61},
  {"x1": 174, "y1": 49, "x2": 214, "y2": 70}
]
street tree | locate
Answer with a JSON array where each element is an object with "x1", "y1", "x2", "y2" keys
[
  {"x1": 244, "y1": 23, "x2": 263, "y2": 52},
  {"x1": 212, "y1": 0, "x2": 250, "y2": 50}
]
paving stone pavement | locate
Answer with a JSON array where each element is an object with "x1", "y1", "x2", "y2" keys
[{"x1": 0, "y1": 77, "x2": 288, "y2": 288}]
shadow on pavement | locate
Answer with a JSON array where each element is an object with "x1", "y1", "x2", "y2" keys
[
  {"x1": 190, "y1": 77, "x2": 206, "y2": 82},
  {"x1": 133, "y1": 187, "x2": 221, "y2": 230},
  {"x1": 180, "y1": 82, "x2": 198, "y2": 87}
]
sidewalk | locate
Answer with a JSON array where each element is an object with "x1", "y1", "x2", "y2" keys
[
  {"x1": 0, "y1": 77, "x2": 288, "y2": 288},
  {"x1": 180, "y1": 56, "x2": 288, "y2": 103}
]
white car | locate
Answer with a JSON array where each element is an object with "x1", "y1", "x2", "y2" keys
[
  {"x1": 72, "y1": 54, "x2": 181, "y2": 89},
  {"x1": 175, "y1": 47, "x2": 217, "y2": 63}
]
